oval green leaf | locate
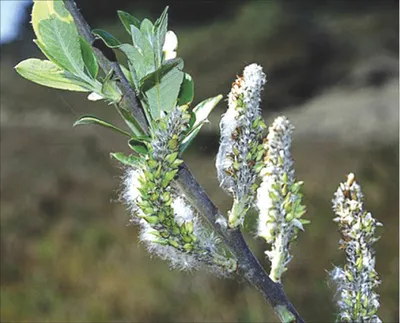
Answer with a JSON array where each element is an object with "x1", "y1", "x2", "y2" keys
[
  {"x1": 110, "y1": 152, "x2": 139, "y2": 165},
  {"x1": 177, "y1": 73, "x2": 194, "y2": 106},
  {"x1": 79, "y1": 36, "x2": 98, "y2": 79},
  {"x1": 139, "y1": 58, "x2": 184, "y2": 120},
  {"x1": 92, "y1": 29, "x2": 121, "y2": 48},
  {"x1": 15, "y1": 59, "x2": 91, "y2": 92},
  {"x1": 117, "y1": 10, "x2": 141, "y2": 35},
  {"x1": 73, "y1": 115, "x2": 131, "y2": 137},
  {"x1": 179, "y1": 95, "x2": 223, "y2": 153},
  {"x1": 32, "y1": 0, "x2": 86, "y2": 78}
]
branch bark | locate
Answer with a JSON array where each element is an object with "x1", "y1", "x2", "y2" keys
[{"x1": 64, "y1": 1, "x2": 304, "y2": 321}]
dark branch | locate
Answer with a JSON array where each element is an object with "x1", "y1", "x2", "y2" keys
[
  {"x1": 175, "y1": 164, "x2": 304, "y2": 322},
  {"x1": 64, "y1": 0, "x2": 149, "y2": 134},
  {"x1": 64, "y1": 1, "x2": 304, "y2": 321}
]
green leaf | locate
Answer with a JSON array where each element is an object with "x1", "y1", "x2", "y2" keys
[
  {"x1": 154, "y1": 7, "x2": 168, "y2": 65},
  {"x1": 130, "y1": 24, "x2": 153, "y2": 59},
  {"x1": 119, "y1": 64, "x2": 136, "y2": 90},
  {"x1": 128, "y1": 139, "x2": 148, "y2": 155},
  {"x1": 140, "y1": 19, "x2": 154, "y2": 45},
  {"x1": 161, "y1": 169, "x2": 179, "y2": 187},
  {"x1": 179, "y1": 127, "x2": 202, "y2": 153},
  {"x1": 73, "y1": 115, "x2": 131, "y2": 136},
  {"x1": 110, "y1": 152, "x2": 139, "y2": 165},
  {"x1": 128, "y1": 136, "x2": 150, "y2": 155},
  {"x1": 34, "y1": 39, "x2": 60, "y2": 65},
  {"x1": 188, "y1": 110, "x2": 196, "y2": 128},
  {"x1": 101, "y1": 80, "x2": 122, "y2": 103},
  {"x1": 117, "y1": 10, "x2": 141, "y2": 34},
  {"x1": 114, "y1": 104, "x2": 145, "y2": 136},
  {"x1": 129, "y1": 135, "x2": 151, "y2": 146},
  {"x1": 79, "y1": 37, "x2": 98, "y2": 79},
  {"x1": 134, "y1": 135, "x2": 152, "y2": 143},
  {"x1": 177, "y1": 73, "x2": 194, "y2": 106},
  {"x1": 179, "y1": 95, "x2": 223, "y2": 153},
  {"x1": 92, "y1": 29, "x2": 121, "y2": 48},
  {"x1": 154, "y1": 7, "x2": 168, "y2": 31},
  {"x1": 15, "y1": 59, "x2": 91, "y2": 92},
  {"x1": 119, "y1": 44, "x2": 147, "y2": 82},
  {"x1": 98, "y1": 69, "x2": 121, "y2": 103},
  {"x1": 140, "y1": 59, "x2": 184, "y2": 120},
  {"x1": 192, "y1": 95, "x2": 223, "y2": 129},
  {"x1": 32, "y1": 0, "x2": 86, "y2": 78},
  {"x1": 165, "y1": 152, "x2": 179, "y2": 164},
  {"x1": 139, "y1": 58, "x2": 182, "y2": 91}
]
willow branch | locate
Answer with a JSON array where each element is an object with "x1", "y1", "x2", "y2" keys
[
  {"x1": 175, "y1": 164, "x2": 303, "y2": 322},
  {"x1": 64, "y1": 0, "x2": 149, "y2": 134},
  {"x1": 64, "y1": 1, "x2": 304, "y2": 321}
]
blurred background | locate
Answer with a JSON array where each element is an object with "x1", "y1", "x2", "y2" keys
[{"x1": 1, "y1": 0, "x2": 398, "y2": 322}]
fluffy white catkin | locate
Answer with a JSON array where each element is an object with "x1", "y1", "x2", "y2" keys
[
  {"x1": 256, "y1": 116, "x2": 308, "y2": 282},
  {"x1": 330, "y1": 173, "x2": 382, "y2": 322},
  {"x1": 123, "y1": 106, "x2": 236, "y2": 274},
  {"x1": 216, "y1": 63, "x2": 267, "y2": 228}
]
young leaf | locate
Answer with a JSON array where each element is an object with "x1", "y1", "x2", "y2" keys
[
  {"x1": 128, "y1": 139, "x2": 149, "y2": 155},
  {"x1": 110, "y1": 152, "x2": 139, "y2": 165},
  {"x1": 119, "y1": 64, "x2": 136, "y2": 90},
  {"x1": 117, "y1": 10, "x2": 141, "y2": 34},
  {"x1": 129, "y1": 135, "x2": 151, "y2": 146},
  {"x1": 154, "y1": 7, "x2": 168, "y2": 30},
  {"x1": 139, "y1": 58, "x2": 182, "y2": 91},
  {"x1": 177, "y1": 73, "x2": 194, "y2": 106},
  {"x1": 101, "y1": 79, "x2": 122, "y2": 103},
  {"x1": 179, "y1": 127, "x2": 202, "y2": 153},
  {"x1": 192, "y1": 94, "x2": 223, "y2": 129},
  {"x1": 140, "y1": 19, "x2": 154, "y2": 45},
  {"x1": 99, "y1": 69, "x2": 122, "y2": 103},
  {"x1": 154, "y1": 7, "x2": 168, "y2": 65},
  {"x1": 119, "y1": 44, "x2": 147, "y2": 82},
  {"x1": 79, "y1": 37, "x2": 98, "y2": 79},
  {"x1": 32, "y1": 0, "x2": 86, "y2": 78},
  {"x1": 114, "y1": 104, "x2": 145, "y2": 136},
  {"x1": 15, "y1": 59, "x2": 92, "y2": 92},
  {"x1": 179, "y1": 95, "x2": 223, "y2": 153},
  {"x1": 188, "y1": 110, "x2": 196, "y2": 128},
  {"x1": 73, "y1": 115, "x2": 131, "y2": 137},
  {"x1": 139, "y1": 59, "x2": 184, "y2": 120},
  {"x1": 130, "y1": 24, "x2": 153, "y2": 59},
  {"x1": 92, "y1": 29, "x2": 121, "y2": 48}
]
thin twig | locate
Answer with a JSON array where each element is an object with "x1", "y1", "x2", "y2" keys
[{"x1": 64, "y1": 1, "x2": 304, "y2": 321}]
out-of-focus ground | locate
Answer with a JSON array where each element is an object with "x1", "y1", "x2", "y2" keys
[{"x1": 1, "y1": 1, "x2": 398, "y2": 322}]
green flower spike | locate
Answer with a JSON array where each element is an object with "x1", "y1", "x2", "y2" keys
[
  {"x1": 216, "y1": 63, "x2": 267, "y2": 228},
  {"x1": 124, "y1": 106, "x2": 236, "y2": 274},
  {"x1": 256, "y1": 116, "x2": 308, "y2": 282},
  {"x1": 330, "y1": 173, "x2": 382, "y2": 322}
]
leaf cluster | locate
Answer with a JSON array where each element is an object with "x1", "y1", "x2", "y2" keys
[{"x1": 15, "y1": 0, "x2": 223, "y2": 163}]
